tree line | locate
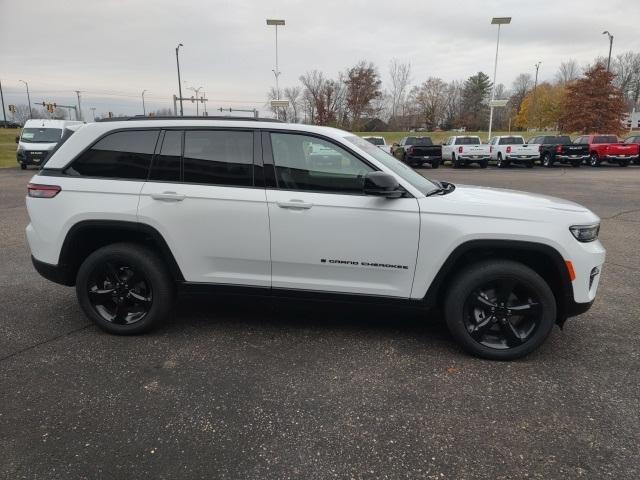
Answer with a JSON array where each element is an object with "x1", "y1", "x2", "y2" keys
[{"x1": 270, "y1": 51, "x2": 640, "y2": 133}]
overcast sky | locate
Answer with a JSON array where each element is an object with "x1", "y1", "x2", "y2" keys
[{"x1": 1, "y1": 0, "x2": 639, "y2": 119}]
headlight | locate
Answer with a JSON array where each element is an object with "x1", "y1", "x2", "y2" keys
[{"x1": 569, "y1": 224, "x2": 600, "y2": 243}]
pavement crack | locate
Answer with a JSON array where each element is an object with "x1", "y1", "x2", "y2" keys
[
  {"x1": 0, "y1": 323, "x2": 93, "y2": 362},
  {"x1": 601, "y1": 208, "x2": 640, "y2": 220}
]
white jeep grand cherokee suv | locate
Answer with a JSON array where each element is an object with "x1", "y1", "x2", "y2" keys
[{"x1": 26, "y1": 118, "x2": 605, "y2": 360}]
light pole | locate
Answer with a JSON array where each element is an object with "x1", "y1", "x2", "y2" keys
[
  {"x1": 266, "y1": 19, "x2": 285, "y2": 118},
  {"x1": 90, "y1": 107, "x2": 96, "y2": 121},
  {"x1": 142, "y1": 89, "x2": 147, "y2": 116},
  {"x1": 175, "y1": 43, "x2": 184, "y2": 116},
  {"x1": 487, "y1": 17, "x2": 511, "y2": 141},
  {"x1": 532, "y1": 62, "x2": 541, "y2": 131},
  {"x1": 19, "y1": 79, "x2": 32, "y2": 119},
  {"x1": 602, "y1": 31, "x2": 613, "y2": 72},
  {"x1": 75, "y1": 90, "x2": 83, "y2": 121}
]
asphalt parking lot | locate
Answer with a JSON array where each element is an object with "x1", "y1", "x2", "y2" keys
[{"x1": 1, "y1": 165, "x2": 639, "y2": 479}]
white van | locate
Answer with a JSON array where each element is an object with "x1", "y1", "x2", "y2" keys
[{"x1": 16, "y1": 119, "x2": 84, "y2": 169}]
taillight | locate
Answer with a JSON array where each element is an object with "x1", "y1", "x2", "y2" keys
[
  {"x1": 27, "y1": 183, "x2": 61, "y2": 198},
  {"x1": 458, "y1": 146, "x2": 463, "y2": 153},
  {"x1": 506, "y1": 146, "x2": 512, "y2": 153},
  {"x1": 555, "y1": 145, "x2": 562, "y2": 153}
]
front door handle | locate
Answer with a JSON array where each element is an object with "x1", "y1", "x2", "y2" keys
[
  {"x1": 151, "y1": 191, "x2": 185, "y2": 202},
  {"x1": 276, "y1": 200, "x2": 313, "y2": 210}
]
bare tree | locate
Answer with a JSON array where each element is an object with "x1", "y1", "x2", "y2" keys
[
  {"x1": 344, "y1": 61, "x2": 382, "y2": 130},
  {"x1": 611, "y1": 52, "x2": 640, "y2": 107},
  {"x1": 441, "y1": 81, "x2": 463, "y2": 130},
  {"x1": 283, "y1": 86, "x2": 302, "y2": 123},
  {"x1": 507, "y1": 73, "x2": 533, "y2": 129},
  {"x1": 388, "y1": 59, "x2": 411, "y2": 121},
  {"x1": 555, "y1": 59, "x2": 580, "y2": 85},
  {"x1": 409, "y1": 77, "x2": 448, "y2": 129},
  {"x1": 300, "y1": 70, "x2": 325, "y2": 124}
]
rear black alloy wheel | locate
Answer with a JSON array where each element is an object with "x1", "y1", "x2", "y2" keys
[
  {"x1": 445, "y1": 260, "x2": 556, "y2": 360},
  {"x1": 87, "y1": 261, "x2": 152, "y2": 325},
  {"x1": 543, "y1": 153, "x2": 553, "y2": 168},
  {"x1": 76, "y1": 243, "x2": 174, "y2": 334},
  {"x1": 589, "y1": 153, "x2": 599, "y2": 167}
]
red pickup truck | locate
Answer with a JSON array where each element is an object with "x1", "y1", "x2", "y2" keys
[{"x1": 574, "y1": 134, "x2": 640, "y2": 167}]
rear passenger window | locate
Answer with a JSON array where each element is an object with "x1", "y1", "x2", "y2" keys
[
  {"x1": 183, "y1": 130, "x2": 253, "y2": 186},
  {"x1": 150, "y1": 130, "x2": 182, "y2": 182},
  {"x1": 68, "y1": 130, "x2": 159, "y2": 179}
]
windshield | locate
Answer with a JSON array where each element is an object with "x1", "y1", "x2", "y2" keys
[
  {"x1": 20, "y1": 128, "x2": 62, "y2": 144},
  {"x1": 593, "y1": 135, "x2": 618, "y2": 144},
  {"x1": 406, "y1": 137, "x2": 433, "y2": 146},
  {"x1": 455, "y1": 137, "x2": 481, "y2": 145},
  {"x1": 344, "y1": 136, "x2": 438, "y2": 195},
  {"x1": 364, "y1": 137, "x2": 385, "y2": 146},
  {"x1": 551, "y1": 136, "x2": 572, "y2": 144}
]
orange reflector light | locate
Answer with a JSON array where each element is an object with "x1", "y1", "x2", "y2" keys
[{"x1": 565, "y1": 260, "x2": 576, "y2": 282}]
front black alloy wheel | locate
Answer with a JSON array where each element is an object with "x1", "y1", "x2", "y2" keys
[
  {"x1": 445, "y1": 260, "x2": 556, "y2": 360},
  {"x1": 76, "y1": 243, "x2": 174, "y2": 334}
]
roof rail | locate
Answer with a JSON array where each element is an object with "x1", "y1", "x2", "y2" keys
[{"x1": 96, "y1": 116, "x2": 283, "y2": 123}]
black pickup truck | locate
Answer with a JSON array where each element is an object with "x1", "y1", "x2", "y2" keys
[
  {"x1": 528, "y1": 135, "x2": 589, "y2": 168},
  {"x1": 390, "y1": 136, "x2": 442, "y2": 168}
]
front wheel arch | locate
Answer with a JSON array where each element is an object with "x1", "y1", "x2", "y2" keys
[{"x1": 422, "y1": 240, "x2": 572, "y2": 324}]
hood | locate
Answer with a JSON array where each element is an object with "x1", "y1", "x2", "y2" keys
[{"x1": 421, "y1": 184, "x2": 599, "y2": 223}]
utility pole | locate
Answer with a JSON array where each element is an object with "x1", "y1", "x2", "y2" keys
[
  {"x1": 19, "y1": 80, "x2": 32, "y2": 119},
  {"x1": 90, "y1": 107, "x2": 96, "y2": 121},
  {"x1": 187, "y1": 85, "x2": 203, "y2": 116},
  {"x1": 0, "y1": 78, "x2": 6, "y2": 124},
  {"x1": 75, "y1": 90, "x2": 83, "y2": 121},
  {"x1": 532, "y1": 62, "x2": 541, "y2": 131},
  {"x1": 176, "y1": 43, "x2": 184, "y2": 116},
  {"x1": 142, "y1": 90, "x2": 147, "y2": 116},
  {"x1": 602, "y1": 31, "x2": 613, "y2": 72}
]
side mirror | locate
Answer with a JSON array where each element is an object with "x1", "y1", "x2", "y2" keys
[
  {"x1": 15, "y1": 136, "x2": 20, "y2": 144},
  {"x1": 363, "y1": 172, "x2": 403, "y2": 198}
]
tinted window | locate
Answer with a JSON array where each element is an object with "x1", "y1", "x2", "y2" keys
[
  {"x1": 183, "y1": 130, "x2": 253, "y2": 186},
  {"x1": 498, "y1": 137, "x2": 524, "y2": 145},
  {"x1": 455, "y1": 137, "x2": 481, "y2": 145},
  {"x1": 365, "y1": 137, "x2": 384, "y2": 146},
  {"x1": 594, "y1": 135, "x2": 618, "y2": 144},
  {"x1": 271, "y1": 133, "x2": 373, "y2": 194},
  {"x1": 68, "y1": 130, "x2": 159, "y2": 179},
  {"x1": 150, "y1": 130, "x2": 182, "y2": 182},
  {"x1": 553, "y1": 136, "x2": 572, "y2": 144},
  {"x1": 405, "y1": 137, "x2": 433, "y2": 146}
]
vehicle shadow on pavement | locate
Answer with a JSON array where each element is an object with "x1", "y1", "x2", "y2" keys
[{"x1": 169, "y1": 293, "x2": 452, "y2": 344}]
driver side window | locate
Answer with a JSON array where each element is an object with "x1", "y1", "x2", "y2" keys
[{"x1": 270, "y1": 133, "x2": 374, "y2": 194}]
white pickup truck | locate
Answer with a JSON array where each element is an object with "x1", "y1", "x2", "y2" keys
[
  {"x1": 442, "y1": 136, "x2": 490, "y2": 168},
  {"x1": 489, "y1": 136, "x2": 539, "y2": 168}
]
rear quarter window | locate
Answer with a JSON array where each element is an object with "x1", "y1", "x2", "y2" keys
[{"x1": 66, "y1": 130, "x2": 160, "y2": 179}]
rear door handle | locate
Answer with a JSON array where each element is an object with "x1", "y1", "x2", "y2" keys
[
  {"x1": 150, "y1": 191, "x2": 185, "y2": 202},
  {"x1": 276, "y1": 200, "x2": 313, "y2": 210}
]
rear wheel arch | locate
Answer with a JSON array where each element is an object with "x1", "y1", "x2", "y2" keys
[
  {"x1": 58, "y1": 220, "x2": 184, "y2": 286},
  {"x1": 423, "y1": 240, "x2": 572, "y2": 322}
]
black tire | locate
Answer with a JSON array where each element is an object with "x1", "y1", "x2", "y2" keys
[
  {"x1": 542, "y1": 153, "x2": 553, "y2": 168},
  {"x1": 589, "y1": 153, "x2": 600, "y2": 167},
  {"x1": 76, "y1": 243, "x2": 174, "y2": 335},
  {"x1": 20, "y1": 164, "x2": 27, "y2": 170},
  {"x1": 431, "y1": 160, "x2": 440, "y2": 169},
  {"x1": 452, "y1": 154, "x2": 461, "y2": 168},
  {"x1": 479, "y1": 160, "x2": 488, "y2": 169},
  {"x1": 496, "y1": 154, "x2": 505, "y2": 168},
  {"x1": 444, "y1": 260, "x2": 557, "y2": 360}
]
